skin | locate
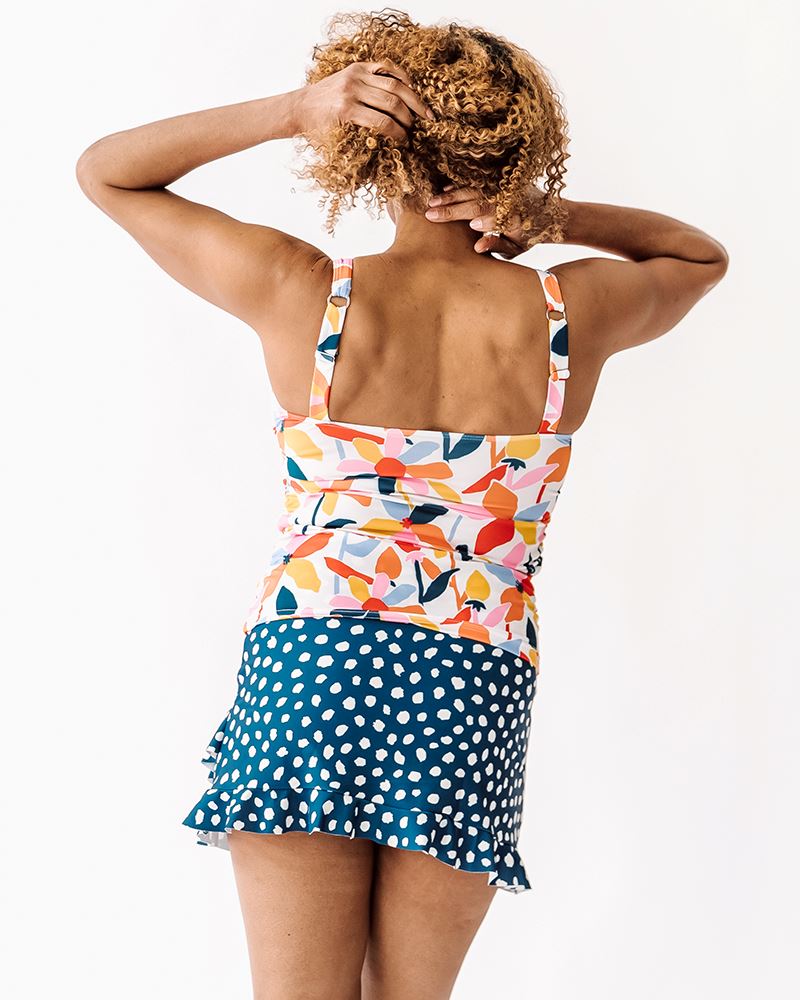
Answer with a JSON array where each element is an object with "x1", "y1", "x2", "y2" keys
[
  {"x1": 229, "y1": 829, "x2": 496, "y2": 1000},
  {"x1": 76, "y1": 57, "x2": 729, "y2": 999}
]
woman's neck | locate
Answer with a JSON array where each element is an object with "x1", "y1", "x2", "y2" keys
[{"x1": 387, "y1": 206, "x2": 479, "y2": 261}]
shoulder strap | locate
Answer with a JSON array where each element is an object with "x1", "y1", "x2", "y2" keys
[
  {"x1": 534, "y1": 268, "x2": 570, "y2": 433},
  {"x1": 308, "y1": 258, "x2": 353, "y2": 420}
]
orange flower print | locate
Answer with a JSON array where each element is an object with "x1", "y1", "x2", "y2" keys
[
  {"x1": 336, "y1": 428, "x2": 451, "y2": 496},
  {"x1": 242, "y1": 258, "x2": 574, "y2": 672}
]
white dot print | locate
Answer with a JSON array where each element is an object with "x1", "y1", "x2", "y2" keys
[{"x1": 183, "y1": 618, "x2": 536, "y2": 893}]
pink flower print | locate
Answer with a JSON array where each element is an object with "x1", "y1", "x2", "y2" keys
[{"x1": 336, "y1": 429, "x2": 451, "y2": 495}]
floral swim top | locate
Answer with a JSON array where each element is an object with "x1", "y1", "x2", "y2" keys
[{"x1": 244, "y1": 258, "x2": 573, "y2": 674}]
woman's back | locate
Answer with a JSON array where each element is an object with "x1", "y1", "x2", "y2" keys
[
  {"x1": 246, "y1": 254, "x2": 573, "y2": 670},
  {"x1": 76, "y1": 7, "x2": 730, "y2": 984},
  {"x1": 269, "y1": 251, "x2": 582, "y2": 438}
]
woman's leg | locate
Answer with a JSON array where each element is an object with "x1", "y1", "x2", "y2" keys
[
  {"x1": 228, "y1": 829, "x2": 375, "y2": 1000},
  {"x1": 361, "y1": 844, "x2": 498, "y2": 1000}
]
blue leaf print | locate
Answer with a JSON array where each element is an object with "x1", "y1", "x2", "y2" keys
[
  {"x1": 317, "y1": 333, "x2": 340, "y2": 360},
  {"x1": 244, "y1": 257, "x2": 575, "y2": 670},
  {"x1": 341, "y1": 536, "x2": 384, "y2": 558},
  {"x1": 444, "y1": 433, "x2": 484, "y2": 462},
  {"x1": 421, "y1": 568, "x2": 459, "y2": 603},
  {"x1": 382, "y1": 584, "x2": 419, "y2": 606},
  {"x1": 400, "y1": 440, "x2": 441, "y2": 463},
  {"x1": 408, "y1": 503, "x2": 449, "y2": 525},
  {"x1": 515, "y1": 502, "x2": 551, "y2": 521},
  {"x1": 380, "y1": 498, "x2": 413, "y2": 519},
  {"x1": 551, "y1": 322, "x2": 568, "y2": 358},
  {"x1": 482, "y1": 562, "x2": 522, "y2": 586},
  {"x1": 276, "y1": 587, "x2": 298, "y2": 615},
  {"x1": 286, "y1": 457, "x2": 307, "y2": 481}
]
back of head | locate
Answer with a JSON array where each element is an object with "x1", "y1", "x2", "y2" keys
[{"x1": 300, "y1": 9, "x2": 571, "y2": 247}]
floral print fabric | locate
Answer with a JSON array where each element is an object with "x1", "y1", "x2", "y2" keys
[{"x1": 244, "y1": 259, "x2": 572, "y2": 673}]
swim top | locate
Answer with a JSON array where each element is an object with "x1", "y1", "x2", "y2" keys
[{"x1": 244, "y1": 258, "x2": 573, "y2": 673}]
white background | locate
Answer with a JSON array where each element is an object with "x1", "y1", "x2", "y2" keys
[{"x1": 2, "y1": 1, "x2": 797, "y2": 997}]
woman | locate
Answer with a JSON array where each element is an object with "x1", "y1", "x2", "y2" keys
[{"x1": 76, "y1": 10, "x2": 728, "y2": 999}]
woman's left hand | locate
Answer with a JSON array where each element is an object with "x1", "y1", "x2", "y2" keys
[{"x1": 296, "y1": 61, "x2": 431, "y2": 144}]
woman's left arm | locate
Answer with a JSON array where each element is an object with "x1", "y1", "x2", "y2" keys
[
  {"x1": 75, "y1": 91, "x2": 324, "y2": 333},
  {"x1": 78, "y1": 65, "x2": 428, "y2": 335}
]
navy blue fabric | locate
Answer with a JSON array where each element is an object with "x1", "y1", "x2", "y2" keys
[{"x1": 182, "y1": 616, "x2": 537, "y2": 892}]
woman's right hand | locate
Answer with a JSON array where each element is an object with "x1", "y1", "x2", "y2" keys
[
  {"x1": 425, "y1": 186, "x2": 548, "y2": 258},
  {"x1": 294, "y1": 60, "x2": 432, "y2": 143}
]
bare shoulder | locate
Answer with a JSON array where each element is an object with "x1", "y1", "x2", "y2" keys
[
  {"x1": 75, "y1": 165, "x2": 333, "y2": 336},
  {"x1": 545, "y1": 258, "x2": 607, "y2": 370},
  {"x1": 251, "y1": 238, "x2": 333, "y2": 344},
  {"x1": 251, "y1": 242, "x2": 335, "y2": 413},
  {"x1": 548, "y1": 255, "x2": 728, "y2": 363}
]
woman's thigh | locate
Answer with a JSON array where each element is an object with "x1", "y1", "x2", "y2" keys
[
  {"x1": 361, "y1": 844, "x2": 498, "y2": 1000},
  {"x1": 228, "y1": 829, "x2": 375, "y2": 1000}
]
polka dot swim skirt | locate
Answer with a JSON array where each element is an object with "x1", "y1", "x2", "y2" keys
[{"x1": 181, "y1": 617, "x2": 537, "y2": 893}]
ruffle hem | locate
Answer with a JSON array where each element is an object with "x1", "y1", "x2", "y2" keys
[{"x1": 181, "y1": 714, "x2": 532, "y2": 894}]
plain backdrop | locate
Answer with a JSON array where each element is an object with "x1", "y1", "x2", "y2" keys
[{"x1": 2, "y1": 1, "x2": 797, "y2": 997}]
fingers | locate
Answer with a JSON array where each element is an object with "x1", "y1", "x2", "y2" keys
[
  {"x1": 365, "y1": 59, "x2": 412, "y2": 88},
  {"x1": 425, "y1": 200, "x2": 490, "y2": 223},
  {"x1": 468, "y1": 215, "x2": 497, "y2": 231},
  {"x1": 472, "y1": 219, "x2": 526, "y2": 259},
  {"x1": 364, "y1": 71, "x2": 431, "y2": 121},
  {"x1": 345, "y1": 61, "x2": 431, "y2": 142},
  {"x1": 474, "y1": 234, "x2": 517, "y2": 256},
  {"x1": 425, "y1": 187, "x2": 492, "y2": 223},
  {"x1": 424, "y1": 202, "x2": 477, "y2": 222},
  {"x1": 348, "y1": 105, "x2": 408, "y2": 143},
  {"x1": 421, "y1": 177, "x2": 527, "y2": 257},
  {"x1": 427, "y1": 187, "x2": 482, "y2": 208},
  {"x1": 355, "y1": 83, "x2": 414, "y2": 130}
]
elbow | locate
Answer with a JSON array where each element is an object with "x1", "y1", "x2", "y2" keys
[
  {"x1": 75, "y1": 146, "x2": 96, "y2": 198},
  {"x1": 707, "y1": 237, "x2": 730, "y2": 283},
  {"x1": 75, "y1": 142, "x2": 111, "y2": 205},
  {"x1": 75, "y1": 146, "x2": 97, "y2": 201},
  {"x1": 693, "y1": 239, "x2": 730, "y2": 296},
  {"x1": 713, "y1": 241, "x2": 730, "y2": 276}
]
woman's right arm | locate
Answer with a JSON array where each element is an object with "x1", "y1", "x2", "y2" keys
[
  {"x1": 550, "y1": 199, "x2": 729, "y2": 359},
  {"x1": 426, "y1": 189, "x2": 729, "y2": 364}
]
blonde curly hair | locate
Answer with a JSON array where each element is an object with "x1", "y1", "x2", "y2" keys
[{"x1": 298, "y1": 9, "x2": 571, "y2": 247}]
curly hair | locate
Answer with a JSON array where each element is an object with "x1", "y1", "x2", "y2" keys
[{"x1": 297, "y1": 9, "x2": 571, "y2": 247}]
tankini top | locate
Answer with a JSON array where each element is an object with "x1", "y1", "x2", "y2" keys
[{"x1": 244, "y1": 258, "x2": 573, "y2": 674}]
